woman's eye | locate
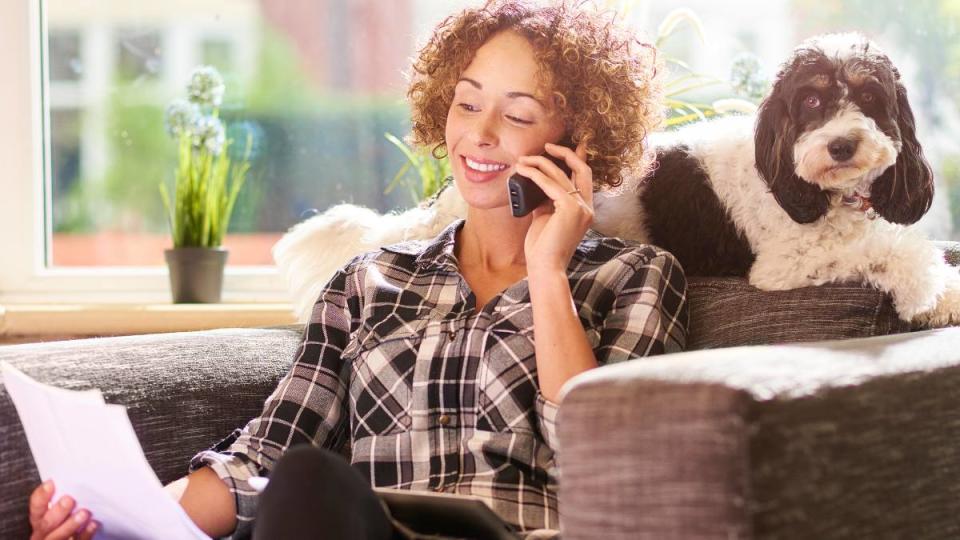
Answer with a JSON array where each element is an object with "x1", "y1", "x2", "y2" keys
[
  {"x1": 507, "y1": 115, "x2": 533, "y2": 125},
  {"x1": 458, "y1": 103, "x2": 478, "y2": 112},
  {"x1": 803, "y1": 94, "x2": 821, "y2": 109}
]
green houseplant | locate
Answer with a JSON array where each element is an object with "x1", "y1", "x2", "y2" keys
[{"x1": 160, "y1": 66, "x2": 251, "y2": 303}]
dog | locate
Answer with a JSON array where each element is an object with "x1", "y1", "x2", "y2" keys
[
  {"x1": 275, "y1": 33, "x2": 960, "y2": 327},
  {"x1": 593, "y1": 32, "x2": 960, "y2": 326}
]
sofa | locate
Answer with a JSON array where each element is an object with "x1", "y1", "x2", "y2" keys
[{"x1": 2, "y1": 253, "x2": 960, "y2": 538}]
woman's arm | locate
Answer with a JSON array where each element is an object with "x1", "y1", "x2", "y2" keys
[
  {"x1": 519, "y1": 141, "x2": 602, "y2": 402},
  {"x1": 528, "y1": 270, "x2": 598, "y2": 402},
  {"x1": 167, "y1": 468, "x2": 237, "y2": 538},
  {"x1": 528, "y1": 249, "x2": 688, "y2": 452}
]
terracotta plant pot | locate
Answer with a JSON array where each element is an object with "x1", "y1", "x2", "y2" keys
[{"x1": 164, "y1": 247, "x2": 229, "y2": 303}]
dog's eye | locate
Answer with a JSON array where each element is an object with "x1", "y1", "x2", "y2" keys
[
  {"x1": 802, "y1": 94, "x2": 821, "y2": 109},
  {"x1": 861, "y1": 91, "x2": 875, "y2": 104}
]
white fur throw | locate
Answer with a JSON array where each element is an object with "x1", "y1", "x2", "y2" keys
[{"x1": 272, "y1": 184, "x2": 467, "y2": 323}]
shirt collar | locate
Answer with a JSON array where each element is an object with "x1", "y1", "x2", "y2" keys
[
  {"x1": 382, "y1": 218, "x2": 607, "y2": 273},
  {"x1": 381, "y1": 218, "x2": 464, "y2": 272}
]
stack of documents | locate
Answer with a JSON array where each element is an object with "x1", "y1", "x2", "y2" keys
[{"x1": 2, "y1": 361, "x2": 210, "y2": 540}]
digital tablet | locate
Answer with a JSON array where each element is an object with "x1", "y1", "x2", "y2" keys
[{"x1": 373, "y1": 487, "x2": 521, "y2": 540}]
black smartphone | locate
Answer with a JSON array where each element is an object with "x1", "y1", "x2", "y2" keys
[{"x1": 507, "y1": 136, "x2": 575, "y2": 217}]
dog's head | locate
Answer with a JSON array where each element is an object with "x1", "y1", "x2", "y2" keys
[{"x1": 754, "y1": 33, "x2": 933, "y2": 224}]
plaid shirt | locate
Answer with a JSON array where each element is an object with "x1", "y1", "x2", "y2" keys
[{"x1": 190, "y1": 218, "x2": 688, "y2": 539}]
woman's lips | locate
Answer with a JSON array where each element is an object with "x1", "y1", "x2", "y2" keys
[{"x1": 460, "y1": 155, "x2": 511, "y2": 183}]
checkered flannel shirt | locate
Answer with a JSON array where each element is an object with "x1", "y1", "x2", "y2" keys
[{"x1": 190, "y1": 218, "x2": 688, "y2": 539}]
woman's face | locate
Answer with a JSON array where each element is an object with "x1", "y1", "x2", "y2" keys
[{"x1": 444, "y1": 30, "x2": 567, "y2": 211}]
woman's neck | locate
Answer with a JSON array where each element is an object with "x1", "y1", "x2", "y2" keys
[{"x1": 456, "y1": 207, "x2": 530, "y2": 273}]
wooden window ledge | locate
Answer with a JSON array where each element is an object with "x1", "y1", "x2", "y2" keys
[{"x1": 0, "y1": 303, "x2": 298, "y2": 343}]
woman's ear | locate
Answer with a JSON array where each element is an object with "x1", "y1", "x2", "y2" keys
[
  {"x1": 754, "y1": 95, "x2": 829, "y2": 224},
  {"x1": 868, "y1": 82, "x2": 934, "y2": 225}
]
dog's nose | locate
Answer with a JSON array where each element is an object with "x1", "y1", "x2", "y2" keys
[{"x1": 828, "y1": 137, "x2": 858, "y2": 162}]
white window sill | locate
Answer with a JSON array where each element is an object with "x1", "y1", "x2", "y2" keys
[{"x1": 0, "y1": 303, "x2": 299, "y2": 339}]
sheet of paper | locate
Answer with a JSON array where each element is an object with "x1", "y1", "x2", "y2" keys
[{"x1": 2, "y1": 361, "x2": 210, "y2": 540}]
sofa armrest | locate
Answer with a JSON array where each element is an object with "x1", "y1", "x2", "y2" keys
[
  {"x1": 556, "y1": 327, "x2": 960, "y2": 539},
  {"x1": 0, "y1": 325, "x2": 304, "y2": 539}
]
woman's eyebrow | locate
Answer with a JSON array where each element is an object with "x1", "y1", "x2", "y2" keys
[{"x1": 456, "y1": 77, "x2": 545, "y2": 108}]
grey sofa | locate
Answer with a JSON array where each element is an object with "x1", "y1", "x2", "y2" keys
[{"x1": 2, "y1": 270, "x2": 960, "y2": 539}]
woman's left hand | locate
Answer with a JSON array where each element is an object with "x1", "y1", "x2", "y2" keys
[{"x1": 515, "y1": 141, "x2": 594, "y2": 275}]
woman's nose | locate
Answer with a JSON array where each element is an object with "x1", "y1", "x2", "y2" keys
[{"x1": 470, "y1": 113, "x2": 499, "y2": 147}]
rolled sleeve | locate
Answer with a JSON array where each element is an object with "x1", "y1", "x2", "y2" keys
[
  {"x1": 534, "y1": 391, "x2": 561, "y2": 449},
  {"x1": 595, "y1": 250, "x2": 689, "y2": 365},
  {"x1": 189, "y1": 429, "x2": 262, "y2": 539}
]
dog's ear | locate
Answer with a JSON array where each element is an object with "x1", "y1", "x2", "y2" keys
[
  {"x1": 754, "y1": 95, "x2": 829, "y2": 224},
  {"x1": 869, "y1": 82, "x2": 934, "y2": 224}
]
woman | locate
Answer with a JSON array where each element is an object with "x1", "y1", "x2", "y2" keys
[{"x1": 28, "y1": 1, "x2": 686, "y2": 538}]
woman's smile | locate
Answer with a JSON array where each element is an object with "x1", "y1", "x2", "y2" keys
[{"x1": 461, "y1": 154, "x2": 511, "y2": 183}]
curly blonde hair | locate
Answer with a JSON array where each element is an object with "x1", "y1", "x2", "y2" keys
[{"x1": 406, "y1": 0, "x2": 663, "y2": 190}]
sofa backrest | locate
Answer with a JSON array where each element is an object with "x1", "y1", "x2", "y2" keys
[
  {"x1": 685, "y1": 241, "x2": 960, "y2": 350},
  {"x1": 687, "y1": 278, "x2": 910, "y2": 350}
]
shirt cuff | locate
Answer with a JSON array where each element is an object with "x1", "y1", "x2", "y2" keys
[
  {"x1": 534, "y1": 392, "x2": 561, "y2": 450},
  {"x1": 189, "y1": 449, "x2": 261, "y2": 540}
]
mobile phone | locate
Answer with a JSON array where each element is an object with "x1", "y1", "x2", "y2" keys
[{"x1": 508, "y1": 136, "x2": 574, "y2": 217}]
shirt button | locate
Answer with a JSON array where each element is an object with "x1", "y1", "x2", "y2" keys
[{"x1": 438, "y1": 414, "x2": 451, "y2": 426}]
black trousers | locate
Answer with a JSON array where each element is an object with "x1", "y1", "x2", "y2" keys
[{"x1": 253, "y1": 444, "x2": 408, "y2": 540}]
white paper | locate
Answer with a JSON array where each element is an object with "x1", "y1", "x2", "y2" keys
[{"x1": 2, "y1": 361, "x2": 210, "y2": 540}]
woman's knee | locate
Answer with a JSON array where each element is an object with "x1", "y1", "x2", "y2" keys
[
  {"x1": 268, "y1": 445, "x2": 367, "y2": 496},
  {"x1": 255, "y1": 444, "x2": 394, "y2": 540}
]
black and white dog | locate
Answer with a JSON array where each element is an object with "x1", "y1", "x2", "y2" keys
[
  {"x1": 594, "y1": 33, "x2": 959, "y2": 326},
  {"x1": 274, "y1": 33, "x2": 960, "y2": 327}
]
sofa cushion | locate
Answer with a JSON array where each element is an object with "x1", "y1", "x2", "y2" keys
[{"x1": 686, "y1": 278, "x2": 912, "y2": 350}]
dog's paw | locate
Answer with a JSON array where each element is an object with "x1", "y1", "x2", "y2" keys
[
  {"x1": 747, "y1": 265, "x2": 813, "y2": 291},
  {"x1": 912, "y1": 283, "x2": 960, "y2": 328}
]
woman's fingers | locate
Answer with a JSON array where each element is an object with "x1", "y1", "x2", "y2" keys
[
  {"x1": 519, "y1": 154, "x2": 573, "y2": 191},
  {"x1": 43, "y1": 505, "x2": 91, "y2": 540},
  {"x1": 515, "y1": 140, "x2": 594, "y2": 223},
  {"x1": 29, "y1": 480, "x2": 55, "y2": 529},
  {"x1": 514, "y1": 162, "x2": 570, "y2": 204},
  {"x1": 38, "y1": 495, "x2": 76, "y2": 536},
  {"x1": 516, "y1": 161, "x2": 593, "y2": 226},
  {"x1": 573, "y1": 141, "x2": 594, "y2": 207},
  {"x1": 545, "y1": 141, "x2": 594, "y2": 207},
  {"x1": 28, "y1": 481, "x2": 97, "y2": 540},
  {"x1": 76, "y1": 518, "x2": 100, "y2": 540}
]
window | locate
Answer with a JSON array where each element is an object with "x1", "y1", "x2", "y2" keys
[{"x1": 1, "y1": 0, "x2": 958, "y2": 305}]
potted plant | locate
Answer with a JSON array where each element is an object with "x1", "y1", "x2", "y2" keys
[{"x1": 160, "y1": 66, "x2": 251, "y2": 303}]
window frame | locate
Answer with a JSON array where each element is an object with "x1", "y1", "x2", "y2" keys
[{"x1": 0, "y1": 0, "x2": 288, "y2": 305}]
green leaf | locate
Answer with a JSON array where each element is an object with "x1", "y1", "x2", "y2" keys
[{"x1": 162, "y1": 122, "x2": 252, "y2": 248}]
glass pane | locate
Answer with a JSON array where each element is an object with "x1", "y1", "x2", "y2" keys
[
  {"x1": 115, "y1": 28, "x2": 163, "y2": 82},
  {"x1": 48, "y1": 30, "x2": 81, "y2": 82},
  {"x1": 45, "y1": 0, "x2": 960, "y2": 269}
]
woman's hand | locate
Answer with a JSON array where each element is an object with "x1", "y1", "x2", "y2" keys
[
  {"x1": 515, "y1": 141, "x2": 594, "y2": 276},
  {"x1": 28, "y1": 480, "x2": 99, "y2": 540}
]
